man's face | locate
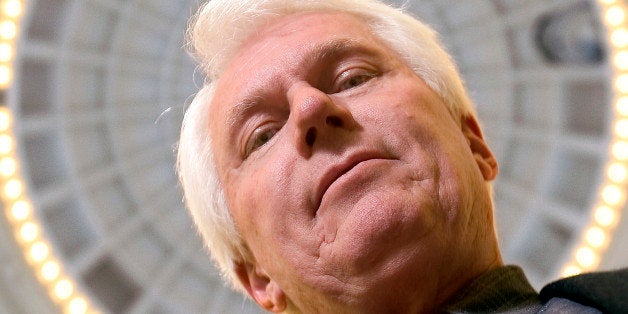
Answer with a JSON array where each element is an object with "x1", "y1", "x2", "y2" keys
[{"x1": 209, "y1": 12, "x2": 499, "y2": 312}]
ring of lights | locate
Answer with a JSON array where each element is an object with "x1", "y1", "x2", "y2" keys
[
  {"x1": 560, "y1": 0, "x2": 628, "y2": 277},
  {"x1": 0, "y1": 1, "x2": 100, "y2": 313},
  {"x1": 0, "y1": 1, "x2": 625, "y2": 313}
]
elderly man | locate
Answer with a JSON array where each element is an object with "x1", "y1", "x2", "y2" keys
[{"x1": 177, "y1": 0, "x2": 627, "y2": 313}]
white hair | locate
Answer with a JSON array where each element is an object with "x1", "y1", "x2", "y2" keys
[{"x1": 178, "y1": 0, "x2": 476, "y2": 294}]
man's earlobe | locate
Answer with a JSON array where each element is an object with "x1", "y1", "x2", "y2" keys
[
  {"x1": 235, "y1": 263, "x2": 287, "y2": 312},
  {"x1": 461, "y1": 116, "x2": 498, "y2": 181}
]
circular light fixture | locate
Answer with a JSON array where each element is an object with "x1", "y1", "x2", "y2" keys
[
  {"x1": 0, "y1": 2, "x2": 97, "y2": 313},
  {"x1": 560, "y1": 0, "x2": 627, "y2": 277}
]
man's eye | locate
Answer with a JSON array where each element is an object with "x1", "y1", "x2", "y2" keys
[
  {"x1": 335, "y1": 69, "x2": 377, "y2": 92},
  {"x1": 244, "y1": 126, "x2": 278, "y2": 157}
]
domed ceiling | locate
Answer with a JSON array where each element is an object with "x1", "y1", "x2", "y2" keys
[{"x1": 0, "y1": 0, "x2": 626, "y2": 313}]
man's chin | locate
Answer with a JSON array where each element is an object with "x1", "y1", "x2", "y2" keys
[{"x1": 318, "y1": 191, "x2": 439, "y2": 273}]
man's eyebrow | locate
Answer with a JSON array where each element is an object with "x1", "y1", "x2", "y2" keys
[
  {"x1": 309, "y1": 38, "x2": 378, "y2": 62},
  {"x1": 226, "y1": 93, "x2": 264, "y2": 130}
]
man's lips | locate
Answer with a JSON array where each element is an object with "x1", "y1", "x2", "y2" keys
[{"x1": 314, "y1": 152, "x2": 393, "y2": 213}]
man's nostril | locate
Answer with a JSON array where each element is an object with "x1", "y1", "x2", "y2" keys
[{"x1": 305, "y1": 128, "x2": 317, "y2": 146}]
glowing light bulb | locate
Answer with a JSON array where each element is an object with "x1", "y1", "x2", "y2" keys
[
  {"x1": 615, "y1": 51, "x2": 628, "y2": 70},
  {"x1": 602, "y1": 184, "x2": 623, "y2": 205},
  {"x1": 3, "y1": 0, "x2": 23, "y2": 18},
  {"x1": 607, "y1": 162, "x2": 628, "y2": 183},
  {"x1": 616, "y1": 119, "x2": 628, "y2": 139},
  {"x1": 30, "y1": 241, "x2": 49, "y2": 262},
  {"x1": 616, "y1": 73, "x2": 628, "y2": 92},
  {"x1": 561, "y1": 265, "x2": 582, "y2": 277},
  {"x1": 617, "y1": 96, "x2": 628, "y2": 115},
  {"x1": 595, "y1": 206, "x2": 616, "y2": 227},
  {"x1": 3, "y1": 178, "x2": 22, "y2": 199},
  {"x1": 19, "y1": 222, "x2": 38, "y2": 242},
  {"x1": 0, "y1": 20, "x2": 15, "y2": 40},
  {"x1": 0, "y1": 108, "x2": 10, "y2": 131},
  {"x1": 68, "y1": 297, "x2": 88, "y2": 314},
  {"x1": 606, "y1": 6, "x2": 626, "y2": 26},
  {"x1": 0, "y1": 42, "x2": 11, "y2": 62},
  {"x1": 0, "y1": 134, "x2": 13, "y2": 154},
  {"x1": 585, "y1": 227, "x2": 606, "y2": 248},
  {"x1": 54, "y1": 279, "x2": 74, "y2": 300},
  {"x1": 576, "y1": 247, "x2": 598, "y2": 268},
  {"x1": 611, "y1": 28, "x2": 628, "y2": 47},
  {"x1": 10, "y1": 200, "x2": 30, "y2": 221},
  {"x1": 41, "y1": 261, "x2": 60, "y2": 282},
  {"x1": 0, "y1": 156, "x2": 16, "y2": 177},
  {"x1": 0, "y1": 64, "x2": 11, "y2": 87},
  {"x1": 600, "y1": 0, "x2": 617, "y2": 6}
]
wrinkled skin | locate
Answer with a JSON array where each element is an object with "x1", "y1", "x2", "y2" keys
[{"x1": 208, "y1": 12, "x2": 501, "y2": 313}]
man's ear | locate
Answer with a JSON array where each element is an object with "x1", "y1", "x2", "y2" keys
[
  {"x1": 235, "y1": 262, "x2": 287, "y2": 312},
  {"x1": 461, "y1": 115, "x2": 498, "y2": 181}
]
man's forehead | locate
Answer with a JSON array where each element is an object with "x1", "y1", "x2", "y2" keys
[
  {"x1": 220, "y1": 12, "x2": 377, "y2": 77},
  {"x1": 250, "y1": 11, "x2": 368, "y2": 40},
  {"x1": 213, "y1": 27, "x2": 384, "y2": 112},
  {"x1": 223, "y1": 37, "x2": 373, "y2": 94}
]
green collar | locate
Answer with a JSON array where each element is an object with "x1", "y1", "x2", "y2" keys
[{"x1": 442, "y1": 265, "x2": 540, "y2": 313}]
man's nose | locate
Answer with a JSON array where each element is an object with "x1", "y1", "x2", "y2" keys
[{"x1": 288, "y1": 83, "x2": 356, "y2": 157}]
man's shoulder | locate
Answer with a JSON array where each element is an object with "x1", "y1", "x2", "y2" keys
[{"x1": 539, "y1": 268, "x2": 628, "y2": 314}]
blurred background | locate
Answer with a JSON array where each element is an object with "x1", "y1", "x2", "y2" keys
[{"x1": 0, "y1": 0, "x2": 627, "y2": 313}]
